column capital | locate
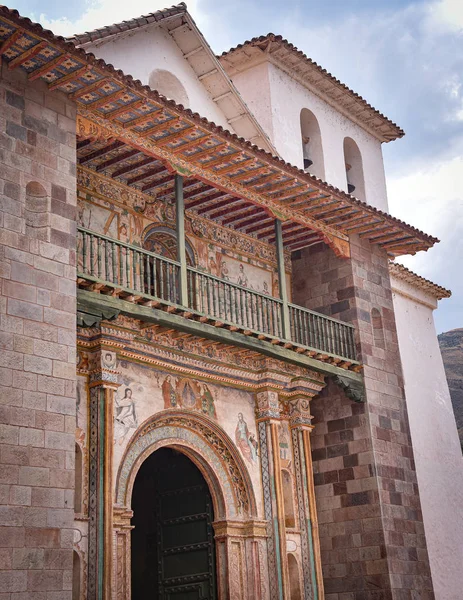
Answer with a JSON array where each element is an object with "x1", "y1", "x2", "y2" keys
[
  {"x1": 87, "y1": 348, "x2": 120, "y2": 388},
  {"x1": 256, "y1": 389, "x2": 281, "y2": 421},
  {"x1": 288, "y1": 396, "x2": 314, "y2": 430}
]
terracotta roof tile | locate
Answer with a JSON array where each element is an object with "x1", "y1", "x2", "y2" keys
[
  {"x1": 220, "y1": 34, "x2": 404, "y2": 142},
  {"x1": 389, "y1": 262, "x2": 451, "y2": 299},
  {"x1": 0, "y1": 6, "x2": 438, "y2": 256},
  {"x1": 67, "y1": 3, "x2": 187, "y2": 45}
]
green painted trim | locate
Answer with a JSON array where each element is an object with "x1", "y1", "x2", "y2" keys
[
  {"x1": 98, "y1": 389, "x2": 105, "y2": 600},
  {"x1": 77, "y1": 289, "x2": 364, "y2": 384},
  {"x1": 275, "y1": 219, "x2": 291, "y2": 339},
  {"x1": 175, "y1": 174, "x2": 188, "y2": 306},
  {"x1": 299, "y1": 430, "x2": 318, "y2": 600}
]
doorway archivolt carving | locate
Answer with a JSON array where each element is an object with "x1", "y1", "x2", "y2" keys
[{"x1": 115, "y1": 410, "x2": 257, "y2": 520}]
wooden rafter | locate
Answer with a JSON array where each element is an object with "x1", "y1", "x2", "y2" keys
[
  {"x1": 141, "y1": 173, "x2": 174, "y2": 193},
  {"x1": 205, "y1": 200, "x2": 249, "y2": 220},
  {"x1": 172, "y1": 135, "x2": 212, "y2": 154},
  {"x1": 28, "y1": 53, "x2": 70, "y2": 81},
  {"x1": 122, "y1": 108, "x2": 164, "y2": 129},
  {"x1": 88, "y1": 89, "x2": 127, "y2": 110},
  {"x1": 190, "y1": 142, "x2": 228, "y2": 162},
  {"x1": 66, "y1": 73, "x2": 105, "y2": 97},
  {"x1": 96, "y1": 149, "x2": 141, "y2": 172},
  {"x1": 126, "y1": 165, "x2": 168, "y2": 186},
  {"x1": 139, "y1": 117, "x2": 180, "y2": 138},
  {"x1": 109, "y1": 156, "x2": 158, "y2": 178},
  {"x1": 79, "y1": 141, "x2": 124, "y2": 164},
  {"x1": 187, "y1": 191, "x2": 230, "y2": 210},
  {"x1": 155, "y1": 125, "x2": 197, "y2": 147},
  {"x1": 222, "y1": 206, "x2": 266, "y2": 227},
  {"x1": 106, "y1": 98, "x2": 146, "y2": 121},
  {"x1": 8, "y1": 40, "x2": 46, "y2": 69}
]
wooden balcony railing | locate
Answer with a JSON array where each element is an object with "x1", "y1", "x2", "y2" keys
[{"x1": 77, "y1": 227, "x2": 358, "y2": 362}]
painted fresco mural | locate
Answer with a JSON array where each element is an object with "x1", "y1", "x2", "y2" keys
[
  {"x1": 107, "y1": 357, "x2": 264, "y2": 516},
  {"x1": 77, "y1": 167, "x2": 291, "y2": 299}
]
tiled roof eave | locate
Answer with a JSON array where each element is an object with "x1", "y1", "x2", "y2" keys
[
  {"x1": 389, "y1": 262, "x2": 451, "y2": 300},
  {"x1": 0, "y1": 6, "x2": 437, "y2": 259},
  {"x1": 67, "y1": 3, "x2": 188, "y2": 46},
  {"x1": 219, "y1": 34, "x2": 404, "y2": 143}
]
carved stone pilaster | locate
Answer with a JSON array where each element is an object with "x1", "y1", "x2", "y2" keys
[
  {"x1": 214, "y1": 520, "x2": 268, "y2": 600},
  {"x1": 288, "y1": 378, "x2": 324, "y2": 600},
  {"x1": 256, "y1": 389, "x2": 288, "y2": 600},
  {"x1": 113, "y1": 507, "x2": 134, "y2": 600},
  {"x1": 87, "y1": 347, "x2": 120, "y2": 600}
]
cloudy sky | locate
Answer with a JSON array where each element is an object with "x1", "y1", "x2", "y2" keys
[{"x1": 12, "y1": 0, "x2": 463, "y2": 333}]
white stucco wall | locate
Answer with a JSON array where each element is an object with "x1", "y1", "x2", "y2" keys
[
  {"x1": 85, "y1": 27, "x2": 230, "y2": 128},
  {"x1": 392, "y1": 277, "x2": 463, "y2": 600},
  {"x1": 230, "y1": 62, "x2": 389, "y2": 211}
]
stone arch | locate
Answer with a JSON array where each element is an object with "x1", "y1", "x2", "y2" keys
[
  {"x1": 25, "y1": 180, "x2": 49, "y2": 241},
  {"x1": 300, "y1": 108, "x2": 325, "y2": 180},
  {"x1": 148, "y1": 69, "x2": 189, "y2": 108},
  {"x1": 142, "y1": 223, "x2": 197, "y2": 266},
  {"x1": 281, "y1": 468, "x2": 296, "y2": 528},
  {"x1": 343, "y1": 137, "x2": 365, "y2": 201},
  {"x1": 288, "y1": 553, "x2": 302, "y2": 600},
  {"x1": 72, "y1": 549, "x2": 81, "y2": 600},
  {"x1": 116, "y1": 410, "x2": 257, "y2": 520}
]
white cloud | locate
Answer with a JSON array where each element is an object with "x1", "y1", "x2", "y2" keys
[
  {"x1": 388, "y1": 156, "x2": 463, "y2": 332},
  {"x1": 427, "y1": 0, "x2": 463, "y2": 33},
  {"x1": 38, "y1": 0, "x2": 201, "y2": 38}
]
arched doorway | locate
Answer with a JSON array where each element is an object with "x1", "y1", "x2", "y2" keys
[{"x1": 131, "y1": 447, "x2": 217, "y2": 600}]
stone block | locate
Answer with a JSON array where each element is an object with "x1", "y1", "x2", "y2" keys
[
  {"x1": 27, "y1": 569, "x2": 63, "y2": 591},
  {"x1": 19, "y1": 428, "x2": 45, "y2": 448},
  {"x1": 0, "y1": 526, "x2": 25, "y2": 547},
  {"x1": 7, "y1": 299, "x2": 43, "y2": 323},
  {"x1": 9, "y1": 485, "x2": 31, "y2": 507},
  {"x1": 24, "y1": 356, "x2": 52, "y2": 376},
  {"x1": 31, "y1": 488, "x2": 64, "y2": 509},
  {"x1": 35, "y1": 411, "x2": 64, "y2": 433},
  {"x1": 12, "y1": 548, "x2": 44, "y2": 570},
  {"x1": 44, "y1": 432, "x2": 73, "y2": 452},
  {"x1": 28, "y1": 448, "x2": 64, "y2": 470},
  {"x1": 19, "y1": 467, "x2": 49, "y2": 487}
]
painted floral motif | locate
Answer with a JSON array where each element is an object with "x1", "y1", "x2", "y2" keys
[{"x1": 235, "y1": 412, "x2": 258, "y2": 463}]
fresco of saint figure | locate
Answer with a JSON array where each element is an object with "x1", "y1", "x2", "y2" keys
[
  {"x1": 182, "y1": 381, "x2": 197, "y2": 409},
  {"x1": 114, "y1": 388, "x2": 138, "y2": 445},
  {"x1": 237, "y1": 264, "x2": 249, "y2": 288},
  {"x1": 200, "y1": 383, "x2": 216, "y2": 419},
  {"x1": 235, "y1": 413, "x2": 258, "y2": 463},
  {"x1": 162, "y1": 375, "x2": 178, "y2": 409}
]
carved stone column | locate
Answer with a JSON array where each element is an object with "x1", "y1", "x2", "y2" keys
[
  {"x1": 256, "y1": 389, "x2": 289, "y2": 600},
  {"x1": 113, "y1": 507, "x2": 134, "y2": 600},
  {"x1": 288, "y1": 378, "x2": 324, "y2": 600},
  {"x1": 87, "y1": 348, "x2": 119, "y2": 600},
  {"x1": 214, "y1": 520, "x2": 268, "y2": 600}
]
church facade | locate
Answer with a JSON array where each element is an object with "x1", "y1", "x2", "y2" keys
[{"x1": 0, "y1": 4, "x2": 462, "y2": 600}]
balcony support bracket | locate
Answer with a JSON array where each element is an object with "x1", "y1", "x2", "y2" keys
[{"x1": 330, "y1": 373, "x2": 365, "y2": 403}]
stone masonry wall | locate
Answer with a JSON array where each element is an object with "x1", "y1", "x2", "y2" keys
[
  {"x1": 0, "y1": 64, "x2": 77, "y2": 598},
  {"x1": 292, "y1": 238, "x2": 434, "y2": 600}
]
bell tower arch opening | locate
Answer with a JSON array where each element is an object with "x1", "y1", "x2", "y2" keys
[
  {"x1": 131, "y1": 447, "x2": 217, "y2": 600},
  {"x1": 300, "y1": 108, "x2": 325, "y2": 180}
]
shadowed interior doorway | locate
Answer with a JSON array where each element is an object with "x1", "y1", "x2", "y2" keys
[{"x1": 131, "y1": 447, "x2": 217, "y2": 600}]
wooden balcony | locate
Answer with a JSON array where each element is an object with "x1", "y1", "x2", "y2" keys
[{"x1": 77, "y1": 227, "x2": 359, "y2": 368}]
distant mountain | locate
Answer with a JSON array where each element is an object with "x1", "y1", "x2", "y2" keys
[{"x1": 438, "y1": 329, "x2": 463, "y2": 451}]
